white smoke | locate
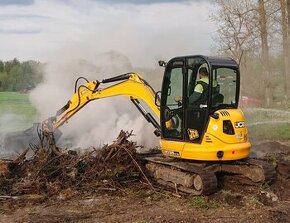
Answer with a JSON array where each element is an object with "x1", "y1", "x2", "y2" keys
[
  {"x1": 0, "y1": 113, "x2": 29, "y2": 157},
  {"x1": 29, "y1": 51, "x2": 160, "y2": 148}
]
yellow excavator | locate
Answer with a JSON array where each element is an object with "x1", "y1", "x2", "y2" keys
[{"x1": 4, "y1": 55, "x2": 275, "y2": 195}]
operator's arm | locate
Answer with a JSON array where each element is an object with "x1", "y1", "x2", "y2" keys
[{"x1": 188, "y1": 83, "x2": 203, "y2": 104}]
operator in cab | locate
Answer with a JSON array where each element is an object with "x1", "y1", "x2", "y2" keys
[{"x1": 189, "y1": 67, "x2": 209, "y2": 105}]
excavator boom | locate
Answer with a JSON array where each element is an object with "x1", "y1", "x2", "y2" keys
[{"x1": 52, "y1": 72, "x2": 161, "y2": 134}]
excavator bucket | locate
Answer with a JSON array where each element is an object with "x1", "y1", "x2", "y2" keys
[{"x1": 3, "y1": 123, "x2": 62, "y2": 152}]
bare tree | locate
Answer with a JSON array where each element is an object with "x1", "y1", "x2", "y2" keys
[
  {"x1": 213, "y1": 0, "x2": 281, "y2": 107},
  {"x1": 258, "y1": 0, "x2": 272, "y2": 107},
  {"x1": 279, "y1": 0, "x2": 289, "y2": 99},
  {"x1": 212, "y1": 0, "x2": 260, "y2": 101},
  {"x1": 213, "y1": 0, "x2": 257, "y2": 60},
  {"x1": 286, "y1": 0, "x2": 290, "y2": 97}
]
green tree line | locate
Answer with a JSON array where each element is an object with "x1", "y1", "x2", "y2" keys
[{"x1": 0, "y1": 58, "x2": 43, "y2": 92}]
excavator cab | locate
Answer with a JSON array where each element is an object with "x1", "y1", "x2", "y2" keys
[{"x1": 159, "y1": 55, "x2": 250, "y2": 161}]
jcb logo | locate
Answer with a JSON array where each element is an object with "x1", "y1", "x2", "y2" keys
[
  {"x1": 188, "y1": 129, "x2": 199, "y2": 140},
  {"x1": 235, "y1": 121, "x2": 245, "y2": 128}
]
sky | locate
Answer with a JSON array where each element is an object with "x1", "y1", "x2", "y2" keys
[{"x1": 0, "y1": 0, "x2": 215, "y2": 67}]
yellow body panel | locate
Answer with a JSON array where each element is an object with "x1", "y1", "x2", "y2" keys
[{"x1": 161, "y1": 109, "x2": 251, "y2": 161}]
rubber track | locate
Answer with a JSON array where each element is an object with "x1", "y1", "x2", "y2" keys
[
  {"x1": 196, "y1": 170, "x2": 218, "y2": 195},
  {"x1": 224, "y1": 159, "x2": 277, "y2": 186},
  {"x1": 146, "y1": 162, "x2": 218, "y2": 195},
  {"x1": 248, "y1": 159, "x2": 276, "y2": 184}
]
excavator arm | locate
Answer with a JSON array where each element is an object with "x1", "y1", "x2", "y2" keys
[
  {"x1": 49, "y1": 73, "x2": 161, "y2": 136},
  {"x1": 3, "y1": 72, "x2": 161, "y2": 151}
]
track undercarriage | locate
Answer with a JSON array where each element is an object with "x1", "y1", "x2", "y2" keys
[{"x1": 143, "y1": 154, "x2": 276, "y2": 195}]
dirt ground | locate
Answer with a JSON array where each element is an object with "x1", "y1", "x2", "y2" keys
[{"x1": 0, "y1": 141, "x2": 290, "y2": 223}]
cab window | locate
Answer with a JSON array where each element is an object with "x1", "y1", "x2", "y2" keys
[{"x1": 212, "y1": 67, "x2": 238, "y2": 108}]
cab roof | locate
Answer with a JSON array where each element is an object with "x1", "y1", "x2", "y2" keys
[{"x1": 170, "y1": 55, "x2": 238, "y2": 68}]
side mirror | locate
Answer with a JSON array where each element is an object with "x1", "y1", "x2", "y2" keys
[
  {"x1": 155, "y1": 91, "x2": 161, "y2": 107},
  {"x1": 158, "y1": 60, "x2": 167, "y2": 67}
]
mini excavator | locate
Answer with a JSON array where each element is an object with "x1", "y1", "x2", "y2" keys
[{"x1": 4, "y1": 55, "x2": 276, "y2": 195}]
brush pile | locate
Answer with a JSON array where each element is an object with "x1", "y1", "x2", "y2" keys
[{"x1": 0, "y1": 130, "x2": 147, "y2": 198}]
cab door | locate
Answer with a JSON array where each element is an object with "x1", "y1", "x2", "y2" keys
[
  {"x1": 160, "y1": 59, "x2": 185, "y2": 143},
  {"x1": 185, "y1": 57, "x2": 211, "y2": 143}
]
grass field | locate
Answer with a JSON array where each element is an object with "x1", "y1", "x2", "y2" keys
[
  {"x1": 0, "y1": 92, "x2": 39, "y2": 132},
  {"x1": 248, "y1": 123, "x2": 290, "y2": 141},
  {"x1": 244, "y1": 108, "x2": 290, "y2": 141}
]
